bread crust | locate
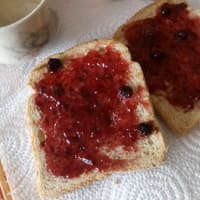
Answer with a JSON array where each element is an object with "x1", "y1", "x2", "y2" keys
[
  {"x1": 114, "y1": 0, "x2": 200, "y2": 136},
  {"x1": 27, "y1": 39, "x2": 167, "y2": 197}
]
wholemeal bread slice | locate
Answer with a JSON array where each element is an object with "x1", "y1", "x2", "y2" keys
[
  {"x1": 114, "y1": 0, "x2": 200, "y2": 136},
  {"x1": 27, "y1": 39, "x2": 167, "y2": 198}
]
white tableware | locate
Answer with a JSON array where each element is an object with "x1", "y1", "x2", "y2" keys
[{"x1": 0, "y1": 0, "x2": 52, "y2": 64}]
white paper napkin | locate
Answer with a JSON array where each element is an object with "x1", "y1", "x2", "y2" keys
[{"x1": 0, "y1": 0, "x2": 200, "y2": 200}]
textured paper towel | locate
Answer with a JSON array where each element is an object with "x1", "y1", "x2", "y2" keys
[{"x1": 0, "y1": 0, "x2": 200, "y2": 200}]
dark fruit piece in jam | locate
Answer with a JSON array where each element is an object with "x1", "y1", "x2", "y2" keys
[
  {"x1": 160, "y1": 6, "x2": 171, "y2": 16},
  {"x1": 160, "y1": 3, "x2": 187, "y2": 16},
  {"x1": 151, "y1": 50, "x2": 165, "y2": 61},
  {"x1": 125, "y1": 3, "x2": 200, "y2": 110},
  {"x1": 138, "y1": 122, "x2": 153, "y2": 136},
  {"x1": 47, "y1": 58, "x2": 62, "y2": 72},
  {"x1": 35, "y1": 46, "x2": 150, "y2": 178},
  {"x1": 118, "y1": 85, "x2": 133, "y2": 99},
  {"x1": 175, "y1": 30, "x2": 188, "y2": 41}
]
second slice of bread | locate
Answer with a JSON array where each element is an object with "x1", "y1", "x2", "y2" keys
[{"x1": 114, "y1": 0, "x2": 200, "y2": 135}]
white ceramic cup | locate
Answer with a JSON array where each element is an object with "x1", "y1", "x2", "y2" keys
[{"x1": 0, "y1": 0, "x2": 52, "y2": 64}]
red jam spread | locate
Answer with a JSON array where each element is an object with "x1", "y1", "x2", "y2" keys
[
  {"x1": 34, "y1": 46, "x2": 153, "y2": 178},
  {"x1": 125, "y1": 3, "x2": 200, "y2": 111}
]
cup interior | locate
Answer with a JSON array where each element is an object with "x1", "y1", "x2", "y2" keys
[{"x1": 0, "y1": 0, "x2": 42, "y2": 27}]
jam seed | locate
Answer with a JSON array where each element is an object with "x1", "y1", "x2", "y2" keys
[
  {"x1": 118, "y1": 85, "x2": 133, "y2": 99},
  {"x1": 48, "y1": 58, "x2": 62, "y2": 72},
  {"x1": 138, "y1": 122, "x2": 153, "y2": 136}
]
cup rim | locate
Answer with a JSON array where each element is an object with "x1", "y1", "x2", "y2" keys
[{"x1": 0, "y1": 0, "x2": 46, "y2": 30}]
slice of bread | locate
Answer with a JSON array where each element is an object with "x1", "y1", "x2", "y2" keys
[
  {"x1": 27, "y1": 39, "x2": 167, "y2": 198},
  {"x1": 114, "y1": 0, "x2": 200, "y2": 136}
]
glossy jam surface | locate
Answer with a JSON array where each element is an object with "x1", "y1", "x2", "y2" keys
[
  {"x1": 125, "y1": 3, "x2": 200, "y2": 111},
  {"x1": 35, "y1": 47, "x2": 152, "y2": 178}
]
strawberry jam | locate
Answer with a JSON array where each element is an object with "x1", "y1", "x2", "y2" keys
[
  {"x1": 34, "y1": 46, "x2": 152, "y2": 178},
  {"x1": 125, "y1": 3, "x2": 200, "y2": 111}
]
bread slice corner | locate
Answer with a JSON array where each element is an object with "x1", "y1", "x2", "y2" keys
[{"x1": 151, "y1": 95, "x2": 200, "y2": 136}]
